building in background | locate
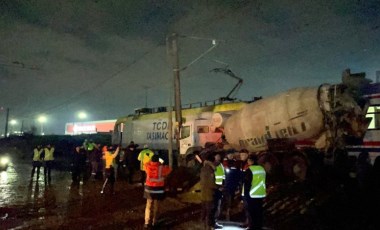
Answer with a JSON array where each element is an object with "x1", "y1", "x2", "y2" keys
[{"x1": 65, "y1": 120, "x2": 116, "y2": 135}]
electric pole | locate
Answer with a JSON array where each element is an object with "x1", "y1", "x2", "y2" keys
[
  {"x1": 167, "y1": 33, "x2": 183, "y2": 153},
  {"x1": 4, "y1": 108, "x2": 9, "y2": 137}
]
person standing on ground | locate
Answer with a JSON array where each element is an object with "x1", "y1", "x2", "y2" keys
[
  {"x1": 238, "y1": 148, "x2": 250, "y2": 227},
  {"x1": 43, "y1": 144, "x2": 55, "y2": 182},
  {"x1": 200, "y1": 153, "x2": 223, "y2": 230},
  {"x1": 243, "y1": 154, "x2": 266, "y2": 230},
  {"x1": 101, "y1": 145, "x2": 120, "y2": 194},
  {"x1": 138, "y1": 144, "x2": 154, "y2": 186},
  {"x1": 143, "y1": 154, "x2": 171, "y2": 228},
  {"x1": 213, "y1": 152, "x2": 225, "y2": 225},
  {"x1": 222, "y1": 151, "x2": 240, "y2": 220},
  {"x1": 31, "y1": 145, "x2": 43, "y2": 181},
  {"x1": 71, "y1": 146, "x2": 87, "y2": 185},
  {"x1": 87, "y1": 141, "x2": 99, "y2": 181},
  {"x1": 125, "y1": 141, "x2": 139, "y2": 184}
]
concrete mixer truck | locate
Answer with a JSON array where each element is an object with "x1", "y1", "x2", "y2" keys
[{"x1": 112, "y1": 69, "x2": 373, "y2": 179}]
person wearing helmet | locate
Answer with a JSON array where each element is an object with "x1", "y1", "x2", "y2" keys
[{"x1": 137, "y1": 144, "x2": 154, "y2": 186}]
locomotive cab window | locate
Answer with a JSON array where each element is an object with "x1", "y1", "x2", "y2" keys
[
  {"x1": 366, "y1": 106, "x2": 380, "y2": 129},
  {"x1": 197, "y1": 126, "x2": 209, "y2": 133},
  {"x1": 181, "y1": 126, "x2": 191, "y2": 139}
]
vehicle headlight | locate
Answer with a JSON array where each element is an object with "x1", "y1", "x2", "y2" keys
[{"x1": 0, "y1": 157, "x2": 9, "y2": 165}]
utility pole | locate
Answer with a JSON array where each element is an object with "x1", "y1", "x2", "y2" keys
[
  {"x1": 4, "y1": 108, "x2": 9, "y2": 137},
  {"x1": 167, "y1": 33, "x2": 183, "y2": 154}
]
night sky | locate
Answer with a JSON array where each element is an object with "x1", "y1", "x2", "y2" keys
[{"x1": 0, "y1": 0, "x2": 379, "y2": 135}]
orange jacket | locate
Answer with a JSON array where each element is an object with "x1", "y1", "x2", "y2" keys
[{"x1": 145, "y1": 161, "x2": 171, "y2": 187}]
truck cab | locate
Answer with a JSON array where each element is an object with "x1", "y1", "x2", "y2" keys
[{"x1": 180, "y1": 115, "x2": 223, "y2": 155}]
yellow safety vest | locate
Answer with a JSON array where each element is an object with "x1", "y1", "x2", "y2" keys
[
  {"x1": 215, "y1": 163, "x2": 225, "y2": 185},
  {"x1": 138, "y1": 149, "x2": 154, "y2": 171},
  {"x1": 33, "y1": 148, "x2": 43, "y2": 161},
  {"x1": 44, "y1": 147, "x2": 55, "y2": 161},
  {"x1": 246, "y1": 165, "x2": 266, "y2": 198}
]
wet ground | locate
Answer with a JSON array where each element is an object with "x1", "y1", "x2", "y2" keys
[{"x1": 1, "y1": 153, "x2": 379, "y2": 230}]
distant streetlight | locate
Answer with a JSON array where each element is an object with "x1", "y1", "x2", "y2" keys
[
  {"x1": 77, "y1": 111, "x2": 87, "y2": 120},
  {"x1": 9, "y1": 119, "x2": 17, "y2": 134},
  {"x1": 38, "y1": 115, "x2": 47, "y2": 135}
]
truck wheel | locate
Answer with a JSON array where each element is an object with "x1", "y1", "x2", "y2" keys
[{"x1": 283, "y1": 152, "x2": 308, "y2": 181}]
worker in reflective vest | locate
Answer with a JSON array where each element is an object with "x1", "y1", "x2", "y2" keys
[
  {"x1": 31, "y1": 145, "x2": 43, "y2": 180},
  {"x1": 242, "y1": 154, "x2": 266, "y2": 230},
  {"x1": 43, "y1": 144, "x2": 55, "y2": 182},
  {"x1": 143, "y1": 154, "x2": 171, "y2": 228},
  {"x1": 101, "y1": 145, "x2": 120, "y2": 194},
  {"x1": 138, "y1": 144, "x2": 154, "y2": 186},
  {"x1": 213, "y1": 153, "x2": 225, "y2": 227}
]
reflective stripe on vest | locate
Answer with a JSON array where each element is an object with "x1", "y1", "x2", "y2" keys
[
  {"x1": 144, "y1": 188, "x2": 164, "y2": 194},
  {"x1": 215, "y1": 164, "x2": 225, "y2": 185},
  {"x1": 249, "y1": 165, "x2": 266, "y2": 198},
  {"x1": 147, "y1": 165, "x2": 165, "y2": 183}
]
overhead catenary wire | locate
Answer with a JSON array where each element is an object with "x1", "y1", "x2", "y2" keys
[{"x1": 17, "y1": 42, "x2": 164, "y2": 120}]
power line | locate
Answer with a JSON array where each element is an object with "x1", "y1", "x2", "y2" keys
[{"x1": 18, "y1": 42, "x2": 163, "y2": 120}]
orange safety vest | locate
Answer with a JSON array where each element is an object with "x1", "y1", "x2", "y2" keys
[{"x1": 145, "y1": 161, "x2": 171, "y2": 187}]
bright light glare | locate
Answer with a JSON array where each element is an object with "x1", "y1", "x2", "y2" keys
[
  {"x1": 10, "y1": 119, "x2": 17, "y2": 125},
  {"x1": 78, "y1": 111, "x2": 87, "y2": 119},
  {"x1": 38, "y1": 115, "x2": 47, "y2": 123},
  {"x1": 0, "y1": 157, "x2": 9, "y2": 165}
]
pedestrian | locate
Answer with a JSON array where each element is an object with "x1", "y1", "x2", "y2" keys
[
  {"x1": 31, "y1": 145, "x2": 43, "y2": 181},
  {"x1": 138, "y1": 144, "x2": 154, "y2": 186},
  {"x1": 87, "y1": 141, "x2": 100, "y2": 181},
  {"x1": 143, "y1": 154, "x2": 171, "y2": 228},
  {"x1": 237, "y1": 149, "x2": 250, "y2": 227},
  {"x1": 43, "y1": 144, "x2": 55, "y2": 182},
  {"x1": 71, "y1": 146, "x2": 87, "y2": 185},
  {"x1": 101, "y1": 145, "x2": 120, "y2": 194},
  {"x1": 200, "y1": 153, "x2": 223, "y2": 230},
  {"x1": 213, "y1": 152, "x2": 225, "y2": 223},
  {"x1": 222, "y1": 151, "x2": 240, "y2": 220},
  {"x1": 125, "y1": 141, "x2": 139, "y2": 184},
  {"x1": 94, "y1": 143, "x2": 103, "y2": 179},
  {"x1": 243, "y1": 154, "x2": 266, "y2": 230}
]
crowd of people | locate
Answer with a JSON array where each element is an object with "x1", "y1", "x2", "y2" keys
[
  {"x1": 30, "y1": 140, "x2": 267, "y2": 230},
  {"x1": 198, "y1": 149, "x2": 266, "y2": 230},
  {"x1": 29, "y1": 140, "x2": 380, "y2": 230}
]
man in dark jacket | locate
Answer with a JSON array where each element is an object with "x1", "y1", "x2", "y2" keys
[
  {"x1": 124, "y1": 141, "x2": 139, "y2": 184},
  {"x1": 222, "y1": 151, "x2": 241, "y2": 220},
  {"x1": 200, "y1": 153, "x2": 223, "y2": 230},
  {"x1": 72, "y1": 146, "x2": 87, "y2": 185}
]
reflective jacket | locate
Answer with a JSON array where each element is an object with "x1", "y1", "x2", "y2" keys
[
  {"x1": 138, "y1": 148, "x2": 154, "y2": 171},
  {"x1": 103, "y1": 148, "x2": 119, "y2": 169},
  {"x1": 145, "y1": 161, "x2": 171, "y2": 187},
  {"x1": 215, "y1": 163, "x2": 225, "y2": 185},
  {"x1": 33, "y1": 148, "x2": 43, "y2": 161},
  {"x1": 44, "y1": 147, "x2": 55, "y2": 161},
  {"x1": 243, "y1": 165, "x2": 266, "y2": 198}
]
